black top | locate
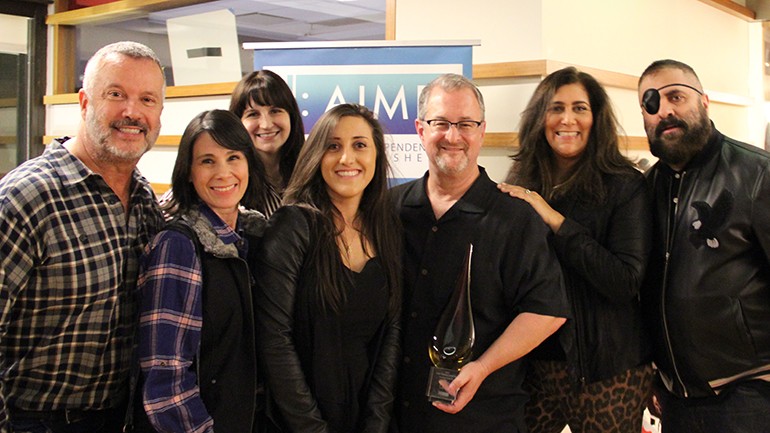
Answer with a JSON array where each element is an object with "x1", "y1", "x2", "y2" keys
[
  {"x1": 391, "y1": 167, "x2": 569, "y2": 433},
  {"x1": 533, "y1": 170, "x2": 653, "y2": 384},
  {"x1": 339, "y1": 259, "x2": 388, "y2": 432},
  {"x1": 254, "y1": 205, "x2": 400, "y2": 433}
]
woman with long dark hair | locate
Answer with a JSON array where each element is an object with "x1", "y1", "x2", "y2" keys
[
  {"x1": 254, "y1": 104, "x2": 401, "y2": 433},
  {"x1": 500, "y1": 67, "x2": 653, "y2": 433}
]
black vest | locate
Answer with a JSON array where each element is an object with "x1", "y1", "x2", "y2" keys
[{"x1": 177, "y1": 223, "x2": 259, "y2": 432}]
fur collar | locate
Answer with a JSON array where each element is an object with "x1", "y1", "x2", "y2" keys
[{"x1": 179, "y1": 208, "x2": 266, "y2": 259}]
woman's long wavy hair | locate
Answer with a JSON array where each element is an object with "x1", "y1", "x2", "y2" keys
[
  {"x1": 506, "y1": 67, "x2": 635, "y2": 203},
  {"x1": 229, "y1": 69, "x2": 305, "y2": 188},
  {"x1": 283, "y1": 104, "x2": 401, "y2": 316},
  {"x1": 165, "y1": 109, "x2": 267, "y2": 216}
]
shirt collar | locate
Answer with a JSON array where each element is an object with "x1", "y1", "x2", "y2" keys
[
  {"x1": 683, "y1": 122, "x2": 722, "y2": 170},
  {"x1": 48, "y1": 137, "x2": 153, "y2": 199},
  {"x1": 48, "y1": 137, "x2": 94, "y2": 187},
  {"x1": 402, "y1": 166, "x2": 488, "y2": 215},
  {"x1": 197, "y1": 202, "x2": 243, "y2": 248}
]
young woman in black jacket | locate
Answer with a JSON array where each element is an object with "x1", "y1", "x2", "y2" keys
[{"x1": 254, "y1": 104, "x2": 401, "y2": 433}]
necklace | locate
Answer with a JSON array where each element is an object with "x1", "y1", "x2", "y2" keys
[
  {"x1": 337, "y1": 217, "x2": 362, "y2": 266},
  {"x1": 340, "y1": 236, "x2": 352, "y2": 262}
]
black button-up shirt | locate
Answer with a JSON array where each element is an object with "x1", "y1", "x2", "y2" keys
[{"x1": 392, "y1": 167, "x2": 568, "y2": 432}]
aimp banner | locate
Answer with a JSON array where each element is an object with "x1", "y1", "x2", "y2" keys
[{"x1": 243, "y1": 40, "x2": 477, "y2": 184}]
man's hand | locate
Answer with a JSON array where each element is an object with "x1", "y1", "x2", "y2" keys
[
  {"x1": 431, "y1": 361, "x2": 490, "y2": 414},
  {"x1": 432, "y1": 312, "x2": 565, "y2": 415}
]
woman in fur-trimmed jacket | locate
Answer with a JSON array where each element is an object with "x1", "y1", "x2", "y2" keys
[{"x1": 138, "y1": 110, "x2": 268, "y2": 433}]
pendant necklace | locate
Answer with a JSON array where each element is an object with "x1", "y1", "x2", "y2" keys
[{"x1": 341, "y1": 236, "x2": 352, "y2": 263}]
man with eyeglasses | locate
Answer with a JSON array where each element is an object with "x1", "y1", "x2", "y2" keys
[
  {"x1": 390, "y1": 73, "x2": 569, "y2": 432},
  {"x1": 639, "y1": 59, "x2": 770, "y2": 432}
]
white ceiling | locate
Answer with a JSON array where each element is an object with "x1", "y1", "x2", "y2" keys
[{"x1": 110, "y1": 0, "x2": 386, "y2": 42}]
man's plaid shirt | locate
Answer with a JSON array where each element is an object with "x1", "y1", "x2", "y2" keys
[{"x1": 0, "y1": 138, "x2": 163, "y2": 427}]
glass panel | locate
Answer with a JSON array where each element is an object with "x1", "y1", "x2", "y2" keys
[
  {"x1": 74, "y1": 0, "x2": 386, "y2": 88},
  {"x1": 0, "y1": 13, "x2": 29, "y2": 177}
]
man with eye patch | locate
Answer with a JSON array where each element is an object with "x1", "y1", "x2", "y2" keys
[
  {"x1": 0, "y1": 41, "x2": 165, "y2": 433},
  {"x1": 638, "y1": 59, "x2": 770, "y2": 432}
]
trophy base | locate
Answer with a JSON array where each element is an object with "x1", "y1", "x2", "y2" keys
[{"x1": 426, "y1": 366, "x2": 459, "y2": 403}]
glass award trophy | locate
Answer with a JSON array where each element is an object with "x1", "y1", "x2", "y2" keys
[{"x1": 426, "y1": 243, "x2": 475, "y2": 403}]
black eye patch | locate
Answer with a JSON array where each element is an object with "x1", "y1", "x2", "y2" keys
[
  {"x1": 642, "y1": 83, "x2": 703, "y2": 115},
  {"x1": 642, "y1": 88, "x2": 661, "y2": 115}
]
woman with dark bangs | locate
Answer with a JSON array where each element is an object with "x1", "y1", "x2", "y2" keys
[
  {"x1": 230, "y1": 70, "x2": 305, "y2": 216},
  {"x1": 159, "y1": 70, "x2": 304, "y2": 217}
]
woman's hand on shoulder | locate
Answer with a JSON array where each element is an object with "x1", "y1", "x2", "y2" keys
[{"x1": 497, "y1": 183, "x2": 565, "y2": 233}]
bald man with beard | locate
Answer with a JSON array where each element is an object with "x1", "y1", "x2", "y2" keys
[{"x1": 639, "y1": 59, "x2": 770, "y2": 433}]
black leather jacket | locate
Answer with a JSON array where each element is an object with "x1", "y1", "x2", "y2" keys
[
  {"x1": 254, "y1": 205, "x2": 400, "y2": 433},
  {"x1": 642, "y1": 127, "x2": 770, "y2": 398}
]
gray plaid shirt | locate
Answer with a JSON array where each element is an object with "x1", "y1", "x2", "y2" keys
[{"x1": 0, "y1": 138, "x2": 162, "y2": 427}]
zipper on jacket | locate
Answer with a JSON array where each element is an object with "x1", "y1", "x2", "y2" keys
[
  {"x1": 559, "y1": 200, "x2": 588, "y2": 385},
  {"x1": 564, "y1": 291, "x2": 588, "y2": 385},
  {"x1": 572, "y1": 286, "x2": 588, "y2": 385},
  {"x1": 238, "y1": 254, "x2": 259, "y2": 429},
  {"x1": 660, "y1": 171, "x2": 688, "y2": 397}
]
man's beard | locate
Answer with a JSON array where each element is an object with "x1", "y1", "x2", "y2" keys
[
  {"x1": 434, "y1": 152, "x2": 469, "y2": 175},
  {"x1": 648, "y1": 104, "x2": 711, "y2": 168},
  {"x1": 86, "y1": 110, "x2": 155, "y2": 162}
]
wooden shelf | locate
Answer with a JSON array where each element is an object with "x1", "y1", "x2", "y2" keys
[
  {"x1": 473, "y1": 60, "x2": 638, "y2": 91},
  {"x1": 697, "y1": 0, "x2": 756, "y2": 21},
  {"x1": 626, "y1": 136, "x2": 650, "y2": 151},
  {"x1": 43, "y1": 134, "x2": 182, "y2": 146},
  {"x1": 385, "y1": 0, "x2": 396, "y2": 40},
  {"x1": 43, "y1": 81, "x2": 238, "y2": 105},
  {"x1": 47, "y1": 0, "x2": 213, "y2": 25},
  {"x1": 483, "y1": 132, "x2": 518, "y2": 148},
  {"x1": 0, "y1": 98, "x2": 18, "y2": 108},
  {"x1": 473, "y1": 60, "x2": 548, "y2": 79},
  {"x1": 155, "y1": 135, "x2": 183, "y2": 146},
  {"x1": 166, "y1": 82, "x2": 238, "y2": 98},
  {"x1": 151, "y1": 182, "x2": 171, "y2": 194}
]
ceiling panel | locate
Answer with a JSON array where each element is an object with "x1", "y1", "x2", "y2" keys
[{"x1": 147, "y1": 0, "x2": 386, "y2": 41}]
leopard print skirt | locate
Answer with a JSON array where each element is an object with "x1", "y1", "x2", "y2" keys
[{"x1": 523, "y1": 360, "x2": 653, "y2": 433}]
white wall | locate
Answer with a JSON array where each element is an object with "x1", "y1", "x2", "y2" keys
[
  {"x1": 540, "y1": 0, "x2": 764, "y2": 147},
  {"x1": 394, "y1": 0, "x2": 544, "y2": 64},
  {"x1": 0, "y1": 13, "x2": 28, "y2": 54},
  {"x1": 395, "y1": 0, "x2": 764, "y2": 182}
]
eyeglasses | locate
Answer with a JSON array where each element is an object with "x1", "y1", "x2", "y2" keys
[
  {"x1": 424, "y1": 119, "x2": 483, "y2": 133},
  {"x1": 642, "y1": 83, "x2": 703, "y2": 115}
]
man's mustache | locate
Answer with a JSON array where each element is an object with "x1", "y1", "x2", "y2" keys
[
  {"x1": 655, "y1": 117, "x2": 688, "y2": 137},
  {"x1": 111, "y1": 118, "x2": 149, "y2": 134}
]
